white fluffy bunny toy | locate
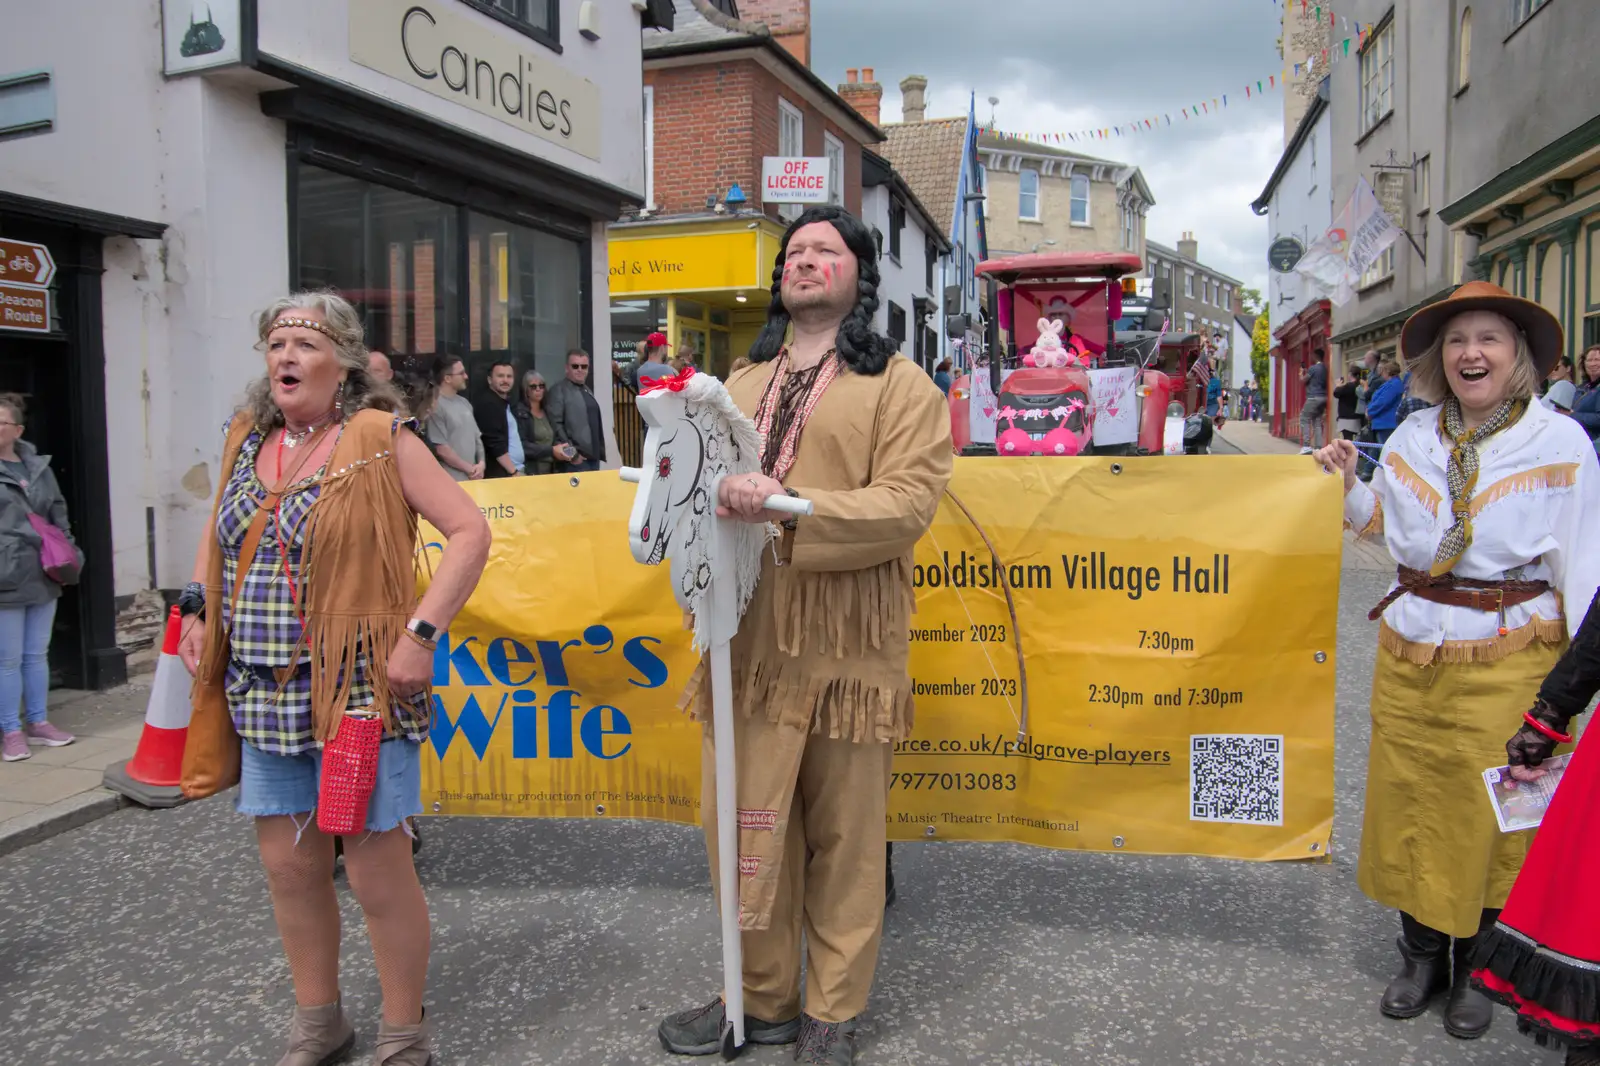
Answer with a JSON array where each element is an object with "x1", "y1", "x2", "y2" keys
[{"x1": 1023, "y1": 317, "x2": 1078, "y2": 368}]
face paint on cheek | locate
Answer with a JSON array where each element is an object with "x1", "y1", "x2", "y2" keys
[{"x1": 820, "y1": 262, "x2": 834, "y2": 290}]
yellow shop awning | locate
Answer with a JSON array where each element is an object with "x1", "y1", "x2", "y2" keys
[{"x1": 607, "y1": 218, "x2": 787, "y2": 300}]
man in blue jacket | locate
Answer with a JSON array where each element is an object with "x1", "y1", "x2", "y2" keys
[{"x1": 1366, "y1": 360, "x2": 1405, "y2": 447}]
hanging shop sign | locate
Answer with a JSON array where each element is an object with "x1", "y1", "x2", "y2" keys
[
  {"x1": 762, "y1": 157, "x2": 832, "y2": 204},
  {"x1": 1268, "y1": 236, "x2": 1306, "y2": 273},
  {"x1": 162, "y1": 0, "x2": 244, "y2": 76}
]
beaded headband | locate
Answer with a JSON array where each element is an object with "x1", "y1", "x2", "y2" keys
[{"x1": 269, "y1": 316, "x2": 337, "y2": 340}]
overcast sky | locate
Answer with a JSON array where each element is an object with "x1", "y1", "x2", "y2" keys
[{"x1": 810, "y1": 0, "x2": 1288, "y2": 297}]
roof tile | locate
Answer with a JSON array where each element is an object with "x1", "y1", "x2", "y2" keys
[{"x1": 877, "y1": 117, "x2": 969, "y2": 239}]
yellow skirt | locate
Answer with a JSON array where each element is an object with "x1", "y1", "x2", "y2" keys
[{"x1": 1357, "y1": 632, "x2": 1567, "y2": 938}]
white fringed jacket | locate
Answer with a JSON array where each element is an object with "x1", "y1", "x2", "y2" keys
[{"x1": 1346, "y1": 399, "x2": 1600, "y2": 665}]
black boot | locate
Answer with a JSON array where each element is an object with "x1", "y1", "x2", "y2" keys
[
  {"x1": 1444, "y1": 910, "x2": 1498, "y2": 1039},
  {"x1": 884, "y1": 842, "x2": 896, "y2": 908},
  {"x1": 1380, "y1": 912, "x2": 1450, "y2": 1019}
]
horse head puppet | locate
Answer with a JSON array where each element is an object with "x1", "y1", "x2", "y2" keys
[{"x1": 625, "y1": 366, "x2": 771, "y2": 652}]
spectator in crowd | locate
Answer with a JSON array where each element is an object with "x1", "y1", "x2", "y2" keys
[
  {"x1": 367, "y1": 351, "x2": 393, "y2": 383},
  {"x1": 1334, "y1": 368, "x2": 1364, "y2": 441},
  {"x1": 0, "y1": 393, "x2": 80, "y2": 762},
  {"x1": 1365, "y1": 359, "x2": 1404, "y2": 448},
  {"x1": 1544, "y1": 378, "x2": 1578, "y2": 415},
  {"x1": 426, "y1": 356, "x2": 484, "y2": 482},
  {"x1": 472, "y1": 361, "x2": 524, "y2": 478},
  {"x1": 933, "y1": 358, "x2": 953, "y2": 396},
  {"x1": 1299, "y1": 348, "x2": 1329, "y2": 454},
  {"x1": 547, "y1": 348, "x2": 606, "y2": 472},
  {"x1": 671, "y1": 340, "x2": 697, "y2": 373},
  {"x1": 632, "y1": 333, "x2": 674, "y2": 391},
  {"x1": 1567, "y1": 345, "x2": 1600, "y2": 438},
  {"x1": 514, "y1": 370, "x2": 574, "y2": 476},
  {"x1": 1544, "y1": 354, "x2": 1575, "y2": 395}
]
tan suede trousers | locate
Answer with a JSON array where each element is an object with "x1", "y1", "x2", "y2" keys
[{"x1": 701, "y1": 714, "x2": 894, "y2": 1025}]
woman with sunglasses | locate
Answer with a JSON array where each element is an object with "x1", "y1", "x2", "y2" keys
[{"x1": 514, "y1": 371, "x2": 574, "y2": 475}]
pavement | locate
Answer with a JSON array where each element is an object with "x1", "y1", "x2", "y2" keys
[{"x1": 0, "y1": 684, "x2": 149, "y2": 858}]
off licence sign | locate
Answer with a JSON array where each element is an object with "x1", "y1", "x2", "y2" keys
[
  {"x1": 0, "y1": 239, "x2": 56, "y2": 287},
  {"x1": 0, "y1": 282, "x2": 51, "y2": 333},
  {"x1": 762, "y1": 157, "x2": 831, "y2": 204}
]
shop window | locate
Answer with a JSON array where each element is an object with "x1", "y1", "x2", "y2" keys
[
  {"x1": 611, "y1": 299, "x2": 666, "y2": 371},
  {"x1": 1071, "y1": 174, "x2": 1090, "y2": 225},
  {"x1": 293, "y1": 162, "x2": 583, "y2": 391},
  {"x1": 1019, "y1": 169, "x2": 1040, "y2": 221},
  {"x1": 460, "y1": 0, "x2": 559, "y2": 51}
]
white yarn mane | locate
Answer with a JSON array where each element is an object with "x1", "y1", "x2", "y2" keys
[{"x1": 678, "y1": 372, "x2": 774, "y2": 654}]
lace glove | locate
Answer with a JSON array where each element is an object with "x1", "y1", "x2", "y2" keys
[{"x1": 1505, "y1": 699, "x2": 1574, "y2": 769}]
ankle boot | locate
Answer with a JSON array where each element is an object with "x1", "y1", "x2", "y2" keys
[
  {"x1": 276, "y1": 995, "x2": 356, "y2": 1066},
  {"x1": 1444, "y1": 910, "x2": 1498, "y2": 1039},
  {"x1": 1380, "y1": 913, "x2": 1450, "y2": 1019},
  {"x1": 373, "y1": 1008, "x2": 433, "y2": 1066}
]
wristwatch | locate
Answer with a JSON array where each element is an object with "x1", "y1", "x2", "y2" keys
[
  {"x1": 177, "y1": 581, "x2": 206, "y2": 618},
  {"x1": 406, "y1": 618, "x2": 439, "y2": 644}
]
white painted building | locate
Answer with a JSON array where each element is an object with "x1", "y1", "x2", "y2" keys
[
  {"x1": 1250, "y1": 76, "x2": 1333, "y2": 436},
  {"x1": 861, "y1": 150, "x2": 952, "y2": 373},
  {"x1": 0, "y1": 0, "x2": 657, "y2": 686}
]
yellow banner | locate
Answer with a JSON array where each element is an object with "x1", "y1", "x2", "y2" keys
[{"x1": 421, "y1": 457, "x2": 1341, "y2": 861}]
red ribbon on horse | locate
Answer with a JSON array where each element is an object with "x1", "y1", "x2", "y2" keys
[{"x1": 641, "y1": 365, "x2": 697, "y2": 395}]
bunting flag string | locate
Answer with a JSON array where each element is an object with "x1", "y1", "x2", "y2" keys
[{"x1": 981, "y1": 11, "x2": 1375, "y2": 145}]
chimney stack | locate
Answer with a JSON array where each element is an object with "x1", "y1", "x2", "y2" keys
[
  {"x1": 900, "y1": 75, "x2": 928, "y2": 123},
  {"x1": 838, "y1": 67, "x2": 882, "y2": 127},
  {"x1": 737, "y1": 0, "x2": 811, "y2": 67},
  {"x1": 1178, "y1": 230, "x2": 1199, "y2": 262}
]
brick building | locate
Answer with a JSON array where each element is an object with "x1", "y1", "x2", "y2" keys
[
  {"x1": 612, "y1": 0, "x2": 881, "y2": 381},
  {"x1": 1145, "y1": 234, "x2": 1245, "y2": 342}
]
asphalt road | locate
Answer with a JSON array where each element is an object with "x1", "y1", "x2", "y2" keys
[{"x1": 0, "y1": 569, "x2": 1560, "y2": 1066}]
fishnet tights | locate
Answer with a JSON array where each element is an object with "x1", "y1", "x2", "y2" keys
[{"x1": 257, "y1": 817, "x2": 430, "y2": 1025}]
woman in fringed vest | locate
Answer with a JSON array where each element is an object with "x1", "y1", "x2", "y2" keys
[
  {"x1": 176, "y1": 292, "x2": 490, "y2": 1066},
  {"x1": 1315, "y1": 281, "x2": 1600, "y2": 1041}
]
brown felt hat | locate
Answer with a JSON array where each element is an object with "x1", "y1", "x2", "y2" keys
[{"x1": 1400, "y1": 280, "x2": 1564, "y2": 377}]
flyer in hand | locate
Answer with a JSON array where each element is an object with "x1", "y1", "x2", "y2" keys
[{"x1": 1483, "y1": 754, "x2": 1573, "y2": 833}]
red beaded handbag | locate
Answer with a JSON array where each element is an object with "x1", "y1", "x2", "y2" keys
[{"x1": 317, "y1": 711, "x2": 384, "y2": 836}]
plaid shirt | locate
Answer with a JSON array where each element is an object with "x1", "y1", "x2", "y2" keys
[{"x1": 217, "y1": 423, "x2": 428, "y2": 755}]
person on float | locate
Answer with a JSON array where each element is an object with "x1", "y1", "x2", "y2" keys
[
  {"x1": 1471, "y1": 585, "x2": 1600, "y2": 1064},
  {"x1": 656, "y1": 205, "x2": 953, "y2": 1065},
  {"x1": 1314, "y1": 280, "x2": 1600, "y2": 1041},
  {"x1": 176, "y1": 291, "x2": 491, "y2": 1066}
]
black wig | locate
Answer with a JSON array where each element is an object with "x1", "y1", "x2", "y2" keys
[{"x1": 747, "y1": 205, "x2": 898, "y2": 376}]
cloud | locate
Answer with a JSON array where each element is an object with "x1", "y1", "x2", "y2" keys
[{"x1": 810, "y1": 0, "x2": 1290, "y2": 295}]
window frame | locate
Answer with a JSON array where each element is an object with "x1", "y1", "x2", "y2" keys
[
  {"x1": 823, "y1": 131, "x2": 845, "y2": 207},
  {"x1": 1184, "y1": 270, "x2": 1195, "y2": 299},
  {"x1": 888, "y1": 300, "x2": 907, "y2": 344},
  {"x1": 925, "y1": 235, "x2": 938, "y2": 293},
  {"x1": 1457, "y1": 7, "x2": 1472, "y2": 92},
  {"x1": 1359, "y1": 19, "x2": 1395, "y2": 136},
  {"x1": 1359, "y1": 245, "x2": 1396, "y2": 289},
  {"x1": 1510, "y1": 0, "x2": 1551, "y2": 32},
  {"x1": 776, "y1": 97, "x2": 805, "y2": 222},
  {"x1": 1070, "y1": 173, "x2": 1090, "y2": 225},
  {"x1": 459, "y1": 0, "x2": 561, "y2": 54},
  {"x1": 1018, "y1": 167, "x2": 1041, "y2": 221},
  {"x1": 888, "y1": 197, "x2": 906, "y2": 261}
]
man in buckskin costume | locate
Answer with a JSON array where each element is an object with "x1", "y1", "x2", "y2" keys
[{"x1": 657, "y1": 205, "x2": 953, "y2": 1064}]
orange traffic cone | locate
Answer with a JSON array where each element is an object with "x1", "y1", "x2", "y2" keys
[{"x1": 103, "y1": 606, "x2": 192, "y2": 808}]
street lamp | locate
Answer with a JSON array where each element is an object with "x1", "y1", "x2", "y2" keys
[{"x1": 1031, "y1": 239, "x2": 1057, "y2": 253}]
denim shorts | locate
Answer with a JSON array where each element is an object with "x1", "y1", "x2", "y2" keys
[{"x1": 236, "y1": 736, "x2": 423, "y2": 833}]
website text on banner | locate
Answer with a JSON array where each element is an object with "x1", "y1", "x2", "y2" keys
[{"x1": 419, "y1": 457, "x2": 1341, "y2": 862}]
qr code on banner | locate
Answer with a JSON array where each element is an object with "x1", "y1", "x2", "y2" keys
[{"x1": 1190, "y1": 734, "x2": 1284, "y2": 826}]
